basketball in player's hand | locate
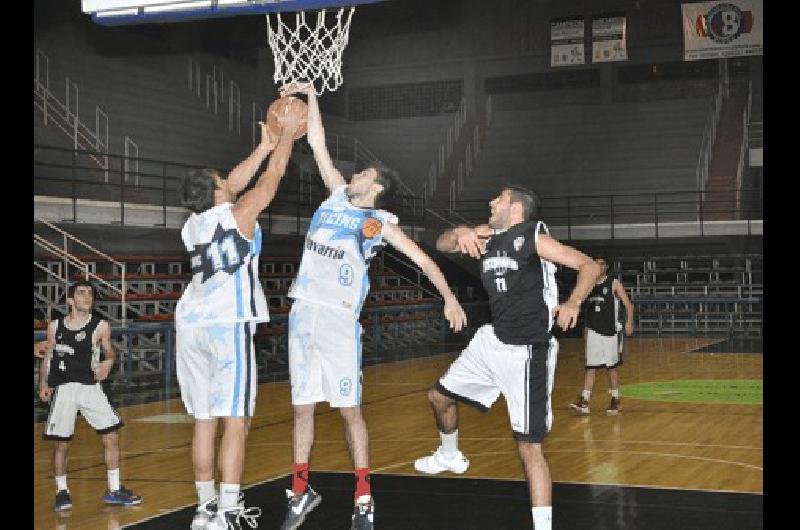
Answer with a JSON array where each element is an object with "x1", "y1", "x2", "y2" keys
[
  {"x1": 267, "y1": 96, "x2": 308, "y2": 140},
  {"x1": 362, "y1": 217, "x2": 383, "y2": 239}
]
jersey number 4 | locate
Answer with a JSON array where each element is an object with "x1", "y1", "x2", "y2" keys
[
  {"x1": 495, "y1": 277, "x2": 507, "y2": 292},
  {"x1": 206, "y1": 236, "x2": 241, "y2": 272}
]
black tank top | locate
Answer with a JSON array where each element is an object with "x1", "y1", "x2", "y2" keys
[
  {"x1": 480, "y1": 220, "x2": 557, "y2": 346},
  {"x1": 584, "y1": 276, "x2": 618, "y2": 336},
  {"x1": 47, "y1": 314, "x2": 104, "y2": 387}
]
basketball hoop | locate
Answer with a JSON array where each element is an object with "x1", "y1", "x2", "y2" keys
[{"x1": 266, "y1": 7, "x2": 355, "y2": 95}]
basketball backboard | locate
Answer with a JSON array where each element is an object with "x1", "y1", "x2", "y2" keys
[{"x1": 81, "y1": 0, "x2": 387, "y2": 26}]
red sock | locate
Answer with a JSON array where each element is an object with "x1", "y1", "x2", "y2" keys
[
  {"x1": 354, "y1": 468, "x2": 371, "y2": 501},
  {"x1": 292, "y1": 463, "x2": 309, "y2": 495}
]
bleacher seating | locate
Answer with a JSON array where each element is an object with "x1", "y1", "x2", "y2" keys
[
  {"x1": 612, "y1": 254, "x2": 762, "y2": 336},
  {"x1": 461, "y1": 96, "x2": 712, "y2": 204}
]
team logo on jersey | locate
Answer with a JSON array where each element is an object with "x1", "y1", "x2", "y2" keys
[
  {"x1": 513, "y1": 236, "x2": 525, "y2": 252},
  {"x1": 361, "y1": 217, "x2": 383, "y2": 239},
  {"x1": 339, "y1": 377, "x2": 353, "y2": 396},
  {"x1": 603, "y1": 287, "x2": 608, "y2": 295},
  {"x1": 54, "y1": 344, "x2": 74, "y2": 357},
  {"x1": 75, "y1": 330, "x2": 86, "y2": 342},
  {"x1": 483, "y1": 251, "x2": 519, "y2": 276}
]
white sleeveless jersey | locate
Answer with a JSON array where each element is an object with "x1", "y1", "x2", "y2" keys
[
  {"x1": 176, "y1": 203, "x2": 269, "y2": 326},
  {"x1": 288, "y1": 185, "x2": 398, "y2": 315}
]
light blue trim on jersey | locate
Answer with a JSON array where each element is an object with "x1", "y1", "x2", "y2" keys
[
  {"x1": 355, "y1": 271, "x2": 370, "y2": 315},
  {"x1": 253, "y1": 225, "x2": 262, "y2": 255},
  {"x1": 232, "y1": 322, "x2": 242, "y2": 416},
  {"x1": 234, "y1": 266, "x2": 244, "y2": 319}
]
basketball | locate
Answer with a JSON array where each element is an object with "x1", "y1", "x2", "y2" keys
[
  {"x1": 362, "y1": 217, "x2": 383, "y2": 239},
  {"x1": 267, "y1": 96, "x2": 308, "y2": 140}
]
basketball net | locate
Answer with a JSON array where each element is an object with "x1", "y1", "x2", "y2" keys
[{"x1": 266, "y1": 7, "x2": 355, "y2": 95}]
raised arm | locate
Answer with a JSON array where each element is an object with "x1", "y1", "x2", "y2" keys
[
  {"x1": 535, "y1": 233, "x2": 602, "y2": 331},
  {"x1": 232, "y1": 115, "x2": 300, "y2": 239},
  {"x1": 382, "y1": 223, "x2": 467, "y2": 332},
  {"x1": 613, "y1": 278, "x2": 634, "y2": 336},
  {"x1": 94, "y1": 321, "x2": 116, "y2": 382},
  {"x1": 435, "y1": 224, "x2": 494, "y2": 258},
  {"x1": 280, "y1": 82, "x2": 346, "y2": 193},
  {"x1": 225, "y1": 121, "x2": 277, "y2": 195}
]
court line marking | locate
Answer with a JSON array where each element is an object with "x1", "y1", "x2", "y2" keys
[
  {"x1": 34, "y1": 435, "x2": 762, "y2": 465},
  {"x1": 309, "y1": 469, "x2": 762, "y2": 496},
  {"x1": 370, "y1": 449, "x2": 762, "y2": 476}
]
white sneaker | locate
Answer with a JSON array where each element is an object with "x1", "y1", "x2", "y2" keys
[
  {"x1": 191, "y1": 496, "x2": 217, "y2": 529},
  {"x1": 414, "y1": 446, "x2": 470, "y2": 474}
]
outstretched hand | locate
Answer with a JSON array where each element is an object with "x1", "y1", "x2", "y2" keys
[
  {"x1": 258, "y1": 121, "x2": 278, "y2": 150},
  {"x1": 279, "y1": 82, "x2": 315, "y2": 98},
  {"x1": 454, "y1": 227, "x2": 487, "y2": 259},
  {"x1": 553, "y1": 301, "x2": 580, "y2": 331},
  {"x1": 443, "y1": 297, "x2": 468, "y2": 333}
]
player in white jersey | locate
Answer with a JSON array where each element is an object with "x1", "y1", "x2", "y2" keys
[
  {"x1": 278, "y1": 82, "x2": 467, "y2": 530},
  {"x1": 175, "y1": 111, "x2": 302, "y2": 530}
]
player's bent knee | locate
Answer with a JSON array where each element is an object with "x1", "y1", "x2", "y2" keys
[{"x1": 428, "y1": 387, "x2": 451, "y2": 407}]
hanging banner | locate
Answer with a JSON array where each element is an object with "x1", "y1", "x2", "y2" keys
[
  {"x1": 551, "y1": 16, "x2": 585, "y2": 67},
  {"x1": 682, "y1": 1, "x2": 762, "y2": 60},
  {"x1": 592, "y1": 13, "x2": 628, "y2": 62}
]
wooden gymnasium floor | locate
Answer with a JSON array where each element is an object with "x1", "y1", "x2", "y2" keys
[{"x1": 34, "y1": 336, "x2": 763, "y2": 529}]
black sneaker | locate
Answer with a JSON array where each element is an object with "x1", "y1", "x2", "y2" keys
[
  {"x1": 350, "y1": 496, "x2": 374, "y2": 530},
  {"x1": 103, "y1": 486, "x2": 143, "y2": 506},
  {"x1": 569, "y1": 395, "x2": 590, "y2": 414},
  {"x1": 206, "y1": 505, "x2": 261, "y2": 530},
  {"x1": 606, "y1": 397, "x2": 621, "y2": 415},
  {"x1": 280, "y1": 487, "x2": 322, "y2": 530},
  {"x1": 54, "y1": 489, "x2": 72, "y2": 512}
]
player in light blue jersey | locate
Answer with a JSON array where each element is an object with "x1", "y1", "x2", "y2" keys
[
  {"x1": 176, "y1": 110, "x2": 302, "y2": 530},
  {"x1": 278, "y1": 83, "x2": 467, "y2": 530}
]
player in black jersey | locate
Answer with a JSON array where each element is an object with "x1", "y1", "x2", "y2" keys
[
  {"x1": 569, "y1": 257, "x2": 634, "y2": 415},
  {"x1": 36, "y1": 280, "x2": 142, "y2": 512},
  {"x1": 414, "y1": 186, "x2": 601, "y2": 530}
]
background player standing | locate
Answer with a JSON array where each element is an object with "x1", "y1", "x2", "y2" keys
[
  {"x1": 37, "y1": 280, "x2": 142, "y2": 512},
  {"x1": 278, "y1": 82, "x2": 467, "y2": 530},
  {"x1": 175, "y1": 111, "x2": 301, "y2": 530},
  {"x1": 413, "y1": 186, "x2": 601, "y2": 530},
  {"x1": 569, "y1": 256, "x2": 634, "y2": 415}
]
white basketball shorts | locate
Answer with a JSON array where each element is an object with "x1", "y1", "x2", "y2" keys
[
  {"x1": 585, "y1": 328, "x2": 623, "y2": 369},
  {"x1": 176, "y1": 321, "x2": 257, "y2": 419},
  {"x1": 43, "y1": 382, "x2": 123, "y2": 441},
  {"x1": 288, "y1": 299, "x2": 362, "y2": 408},
  {"x1": 436, "y1": 324, "x2": 559, "y2": 443}
]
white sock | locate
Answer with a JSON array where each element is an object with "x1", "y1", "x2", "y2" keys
[
  {"x1": 440, "y1": 430, "x2": 459, "y2": 457},
  {"x1": 581, "y1": 390, "x2": 591, "y2": 400},
  {"x1": 55, "y1": 475, "x2": 68, "y2": 492},
  {"x1": 532, "y1": 506, "x2": 552, "y2": 530},
  {"x1": 107, "y1": 468, "x2": 121, "y2": 492},
  {"x1": 196, "y1": 480, "x2": 216, "y2": 504},
  {"x1": 219, "y1": 483, "x2": 240, "y2": 509},
  {"x1": 610, "y1": 389, "x2": 620, "y2": 398}
]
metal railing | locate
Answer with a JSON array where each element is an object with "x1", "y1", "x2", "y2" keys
[
  {"x1": 34, "y1": 50, "x2": 109, "y2": 174},
  {"x1": 34, "y1": 217, "x2": 127, "y2": 326},
  {"x1": 35, "y1": 144, "x2": 762, "y2": 239}
]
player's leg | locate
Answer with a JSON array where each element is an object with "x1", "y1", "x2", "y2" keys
[
  {"x1": 518, "y1": 442, "x2": 553, "y2": 530},
  {"x1": 282, "y1": 301, "x2": 324, "y2": 530},
  {"x1": 605, "y1": 332, "x2": 623, "y2": 415},
  {"x1": 502, "y1": 337, "x2": 558, "y2": 529},
  {"x1": 44, "y1": 383, "x2": 78, "y2": 511},
  {"x1": 317, "y1": 312, "x2": 374, "y2": 528},
  {"x1": 205, "y1": 323, "x2": 261, "y2": 530},
  {"x1": 52, "y1": 441, "x2": 72, "y2": 511},
  {"x1": 78, "y1": 383, "x2": 140, "y2": 506},
  {"x1": 415, "y1": 325, "x2": 500, "y2": 475},
  {"x1": 192, "y1": 418, "x2": 219, "y2": 529},
  {"x1": 606, "y1": 367, "x2": 621, "y2": 415}
]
